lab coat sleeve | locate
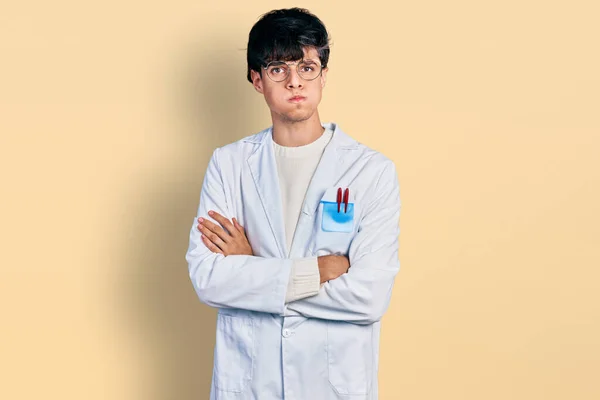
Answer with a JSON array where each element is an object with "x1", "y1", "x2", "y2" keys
[
  {"x1": 283, "y1": 160, "x2": 401, "y2": 325},
  {"x1": 185, "y1": 147, "x2": 293, "y2": 314}
]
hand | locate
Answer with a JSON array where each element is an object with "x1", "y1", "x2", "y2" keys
[
  {"x1": 197, "y1": 211, "x2": 254, "y2": 256},
  {"x1": 317, "y1": 254, "x2": 350, "y2": 284}
]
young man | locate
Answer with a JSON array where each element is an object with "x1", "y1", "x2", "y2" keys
[{"x1": 185, "y1": 7, "x2": 401, "y2": 400}]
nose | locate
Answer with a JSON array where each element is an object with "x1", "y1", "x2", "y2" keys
[{"x1": 286, "y1": 67, "x2": 303, "y2": 89}]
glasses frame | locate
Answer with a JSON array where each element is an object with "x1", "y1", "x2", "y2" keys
[{"x1": 261, "y1": 59, "x2": 324, "y2": 82}]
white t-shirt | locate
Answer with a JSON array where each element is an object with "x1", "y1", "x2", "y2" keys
[{"x1": 272, "y1": 123, "x2": 333, "y2": 302}]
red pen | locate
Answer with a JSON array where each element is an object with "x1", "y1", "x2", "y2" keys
[
  {"x1": 337, "y1": 187, "x2": 342, "y2": 213},
  {"x1": 343, "y1": 188, "x2": 349, "y2": 213}
]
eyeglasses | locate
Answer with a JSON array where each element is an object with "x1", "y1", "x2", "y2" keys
[{"x1": 262, "y1": 59, "x2": 323, "y2": 82}]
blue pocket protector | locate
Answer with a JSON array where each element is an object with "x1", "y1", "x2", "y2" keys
[{"x1": 320, "y1": 201, "x2": 355, "y2": 232}]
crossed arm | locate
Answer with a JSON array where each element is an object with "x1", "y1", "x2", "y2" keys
[
  {"x1": 185, "y1": 147, "x2": 401, "y2": 325},
  {"x1": 195, "y1": 210, "x2": 349, "y2": 287}
]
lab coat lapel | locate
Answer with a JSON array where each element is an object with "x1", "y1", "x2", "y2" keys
[
  {"x1": 287, "y1": 127, "x2": 345, "y2": 258},
  {"x1": 247, "y1": 129, "x2": 287, "y2": 258}
]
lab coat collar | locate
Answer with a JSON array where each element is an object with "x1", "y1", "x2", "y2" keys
[{"x1": 245, "y1": 121, "x2": 359, "y2": 258}]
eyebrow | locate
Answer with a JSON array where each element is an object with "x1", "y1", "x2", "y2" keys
[{"x1": 267, "y1": 58, "x2": 320, "y2": 66}]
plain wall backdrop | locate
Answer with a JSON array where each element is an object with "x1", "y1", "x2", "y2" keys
[{"x1": 1, "y1": 1, "x2": 599, "y2": 399}]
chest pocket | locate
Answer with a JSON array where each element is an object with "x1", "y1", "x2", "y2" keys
[{"x1": 310, "y1": 186, "x2": 360, "y2": 257}]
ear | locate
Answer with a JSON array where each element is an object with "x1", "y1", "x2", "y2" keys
[
  {"x1": 250, "y1": 70, "x2": 264, "y2": 94},
  {"x1": 320, "y1": 66, "x2": 329, "y2": 88}
]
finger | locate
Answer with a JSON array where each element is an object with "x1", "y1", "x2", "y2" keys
[
  {"x1": 207, "y1": 211, "x2": 237, "y2": 238},
  {"x1": 233, "y1": 217, "x2": 245, "y2": 233},
  {"x1": 200, "y1": 216, "x2": 234, "y2": 243},
  {"x1": 201, "y1": 234, "x2": 224, "y2": 255},
  {"x1": 198, "y1": 223, "x2": 228, "y2": 250}
]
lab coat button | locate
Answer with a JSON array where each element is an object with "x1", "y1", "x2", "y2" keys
[{"x1": 282, "y1": 329, "x2": 293, "y2": 338}]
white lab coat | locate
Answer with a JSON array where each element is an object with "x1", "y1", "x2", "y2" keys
[{"x1": 185, "y1": 121, "x2": 401, "y2": 399}]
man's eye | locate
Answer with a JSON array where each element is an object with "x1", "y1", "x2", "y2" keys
[{"x1": 302, "y1": 66, "x2": 315, "y2": 72}]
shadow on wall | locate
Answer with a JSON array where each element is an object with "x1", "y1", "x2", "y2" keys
[{"x1": 115, "y1": 36, "x2": 262, "y2": 400}]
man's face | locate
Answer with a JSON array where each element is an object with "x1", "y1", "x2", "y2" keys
[{"x1": 250, "y1": 46, "x2": 328, "y2": 123}]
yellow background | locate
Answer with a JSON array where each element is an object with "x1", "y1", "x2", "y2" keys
[{"x1": 1, "y1": 1, "x2": 599, "y2": 399}]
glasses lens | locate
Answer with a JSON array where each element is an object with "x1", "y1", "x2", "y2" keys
[
  {"x1": 298, "y1": 61, "x2": 321, "y2": 80},
  {"x1": 266, "y1": 62, "x2": 289, "y2": 81}
]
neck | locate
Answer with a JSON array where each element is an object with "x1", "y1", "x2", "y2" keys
[{"x1": 271, "y1": 112, "x2": 325, "y2": 147}]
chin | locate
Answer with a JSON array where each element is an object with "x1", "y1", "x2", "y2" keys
[
  {"x1": 276, "y1": 112, "x2": 310, "y2": 123},
  {"x1": 288, "y1": 108, "x2": 315, "y2": 119}
]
